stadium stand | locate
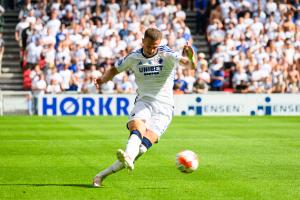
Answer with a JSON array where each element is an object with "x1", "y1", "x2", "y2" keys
[
  {"x1": 0, "y1": 0, "x2": 299, "y2": 94},
  {"x1": 206, "y1": 0, "x2": 300, "y2": 93}
]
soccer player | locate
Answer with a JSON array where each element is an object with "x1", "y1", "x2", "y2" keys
[{"x1": 93, "y1": 28, "x2": 196, "y2": 187}]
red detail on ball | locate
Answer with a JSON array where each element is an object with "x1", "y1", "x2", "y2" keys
[{"x1": 178, "y1": 156, "x2": 193, "y2": 168}]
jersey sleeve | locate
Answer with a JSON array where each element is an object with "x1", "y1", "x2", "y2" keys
[
  {"x1": 114, "y1": 53, "x2": 135, "y2": 72},
  {"x1": 160, "y1": 45, "x2": 182, "y2": 65}
]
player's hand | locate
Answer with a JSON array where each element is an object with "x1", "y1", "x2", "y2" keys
[
  {"x1": 94, "y1": 77, "x2": 103, "y2": 89},
  {"x1": 183, "y1": 42, "x2": 196, "y2": 69},
  {"x1": 183, "y1": 42, "x2": 194, "y2": 59}
]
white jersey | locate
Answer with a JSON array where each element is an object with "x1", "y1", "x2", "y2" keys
[{"x1": 115, "y1": 45, "x2": 182, "y2": 106}]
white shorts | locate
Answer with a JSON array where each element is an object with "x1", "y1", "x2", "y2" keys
[{"x1": 128, "y1": 99, "x2": 174, "y2": 138}]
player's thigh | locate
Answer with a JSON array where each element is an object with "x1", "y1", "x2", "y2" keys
[
  {"x1": 127, "y1": 100, "x2": 152, "y2": 134},
  {"x1": 147, "y1": 104, "x2": 173, "y2": 141}
]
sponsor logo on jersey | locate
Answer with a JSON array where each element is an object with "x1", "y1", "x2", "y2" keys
[
  {"x1": 138, "y1": 65, "x2": 163, "y2": 76},
  {"x1": 137, "y1": 57, "x2": 164, "y2": 76}
]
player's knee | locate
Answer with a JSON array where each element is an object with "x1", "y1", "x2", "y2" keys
[
  {"x1": 144, "y1": 129, "x2": 159, "y2": 144},
  {"x1": 128, "y1": 120, "x2": 146, "y2": 135}
]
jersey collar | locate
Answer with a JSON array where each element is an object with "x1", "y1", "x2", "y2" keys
[{"x1": 141, "y1": 48, "x2": 158, "y2": 59}]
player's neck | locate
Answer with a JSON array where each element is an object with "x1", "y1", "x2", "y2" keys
[{"x1": 141, "y1": 48, "x2": 158, "y2": 58}]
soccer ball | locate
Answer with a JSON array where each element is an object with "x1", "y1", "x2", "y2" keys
[{"x1": 176, "y1": 150, "x2": 199, "y2": 173}]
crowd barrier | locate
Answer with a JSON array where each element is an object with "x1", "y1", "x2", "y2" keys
[
  {"x1": 38, "y1": 94, "x2": 300, "y2": 116},
  {"x1": 0, "y1": 91, "x2": 32, "y2": 115}
]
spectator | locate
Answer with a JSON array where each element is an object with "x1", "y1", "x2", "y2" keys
[
  {"x1": 18, "y1": 0, "x2": 33, "y2": 20},
  {"x1": 287, "y1": 64, "x2": 300, "y2": 93},
  {"x1": 73, "y1": 68, "x2": 85, "y2": 92},
  {"x1": 193, "y1": 75, "x2": 208, "y2": 94},
  {"x1": 265, "y1": 0, "x2": 277, "y2": 16},
  {"x1": 43, "y1": 42, "x2": 56, "y2": 68},
  {"x1": 220, "y1": 0, "x2": 235, "y2": 20},
  {"x1": 232, "y1": 63, "x2": 249, "y2": 93},
  {"x1": 182, "y1": 69, "x2": 196, "y2": 93},
  {"x1": 116, "y1": 73, "x2": 133, "y2": 94},
  {"x1": 193, "y1": 62, "x2": 210, "y2": 93},
  {"x1": 141, "y1": 7, "x2": 155, "y2": 27},
  {"x1": 0, "y1": 5, "x2": 4, "y2": 33},
  {"x1": 46, "y1": 67, "x2": 62, "y2": 86},
  {"x1": 101, "y1": 80, "x2": 115, "y2": 94},
  {"x1": 173, "y1": 82, "x2": 185, "y2": 95},
  {"x1": 46, "y1": 79, "x2": 62, "y2": 94},
  {"x1": 210, "y1": 59, "x2": 224, "y2": 91},
  {"x1": 15, "y1": 15, "x2": 29, "y2": 49},
  {"x1": 61, "y1": 7, "x2": 74, "y2": 27},
  {"x1": 195, "y1": 0, "x2": 208, "y2": 34},
  {"x1": 108, "y1": 0, "x2": 120, "y2": 17},
  {"x1": 174, "y1": 71, "x2": 188, "y2": 93},
  {"x1": 30, "y1": 64, "x2": 42, "y2": 82},
  {"x1": 59, "y1": 64, "x2": 73, "y2": 91},
  {"x1": 21, "y1": 22, "x2": 35, "y2": 52},
  {"x1": 82, "y1": 75, "x2": 98, "y2": 94},
  {"x1": 31, "y1": 74, "x2": 47, "y2": 114},
  {"x1": 262, "y1": 76, "x2": 273, "y2": 94},
  {"x1": 46, "y1": 9, "x2": 61, "y2": 37},
  {"x1": 166, "y1": 0, "x2": 177, "y2": 16},
  {"x1": 271, "y1": 63, "x2": 286, "y2": 93},
  {"x1": 175, "y1": 4, "x2": 186, "y2": 22},
  {"x1": 207, "y1": 19, "x2": 225, "y2": 56},
  {"x1": 26, "y1": 38, "x2": 43, "y2": 69},
  {"x1": 119, "y1": 20, "x2": 129, "y2": 40}
]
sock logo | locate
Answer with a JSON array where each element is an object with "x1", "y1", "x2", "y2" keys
[
  {"x1": 181, "y1": 97, "x2": 202, "y2": 116},
  {"x1": 250, "y1": 97, "x2": 272, "y2": 116}
]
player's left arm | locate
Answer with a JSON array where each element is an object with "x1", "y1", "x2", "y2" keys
[{"x1": 179, "y1": 42, "x2": 197, "y2": 69}]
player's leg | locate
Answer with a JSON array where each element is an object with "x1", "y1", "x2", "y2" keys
[
  {"x1": 93, "y1": 129, "x2": 160, "y2": 187},
  {"x1": 93, "y1": 102, "x2": 150, "y2": 186},
  {"x1": 117, "y1": 119, "x2": 146, "y2": 170},
  {"x1": 93, "y1": 119, "x2": 146, "y2": 187},
  {"x1": 117, "y1": 101, "x2": 151, "y2": 170},
  {"x1": 93, "y1": 127, "x2": 152, "y2": 187},
  {"x1": 134, "y1": 129, "x2": 158, "y2": 161},
  {"x1": 93, "y1": 120, "x2": 146, "y2": 186},
  {"x1": 93, "y1": 160, "x2": 124, "y2": 187}
]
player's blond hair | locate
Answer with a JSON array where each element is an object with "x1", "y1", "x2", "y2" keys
[{"x1": 144, "y1": 28, "x2": 162, "y2": 41}]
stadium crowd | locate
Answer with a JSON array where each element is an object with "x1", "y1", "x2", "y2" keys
[
  {"x1": 206, "y1": 0, "x2": 300, "y2": 93},
  {"x1": 15, "y1": 0, "x2": 300, "y2": 96}
]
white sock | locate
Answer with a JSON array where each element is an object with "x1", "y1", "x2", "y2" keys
[
  {"x1": 125, "y1": 134, "x2": 142, "y2": 161},
  {"x1": 96, "y1": 160, "x2": 124, "y2": 178},
  {"x1": 135, "y1": 144, "x2": 148, "y2": 161}
]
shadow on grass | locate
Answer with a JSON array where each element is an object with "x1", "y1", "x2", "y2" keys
[
  {"x1": 0, "y1": 184, "x2": 169, "y2": 189},
  {"x1": 0, "y1": 183, "x2": 98, "y2": 189}
]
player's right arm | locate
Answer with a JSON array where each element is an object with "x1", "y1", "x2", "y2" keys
[
  {"x1": 94, "y1": 54, "x2": 135, "y2": 89},
  {"x1": 94, "y1": 67, "x2": 118, "y2": 89}
]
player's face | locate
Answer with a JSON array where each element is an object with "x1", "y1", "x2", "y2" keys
[{"x1": 142, "y1": 38, "x2": 161, "y2": 57}]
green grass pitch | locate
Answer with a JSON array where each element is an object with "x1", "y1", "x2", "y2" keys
[{"x1": 0, "y1": 116, "x2": 299, "y2": 200}]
